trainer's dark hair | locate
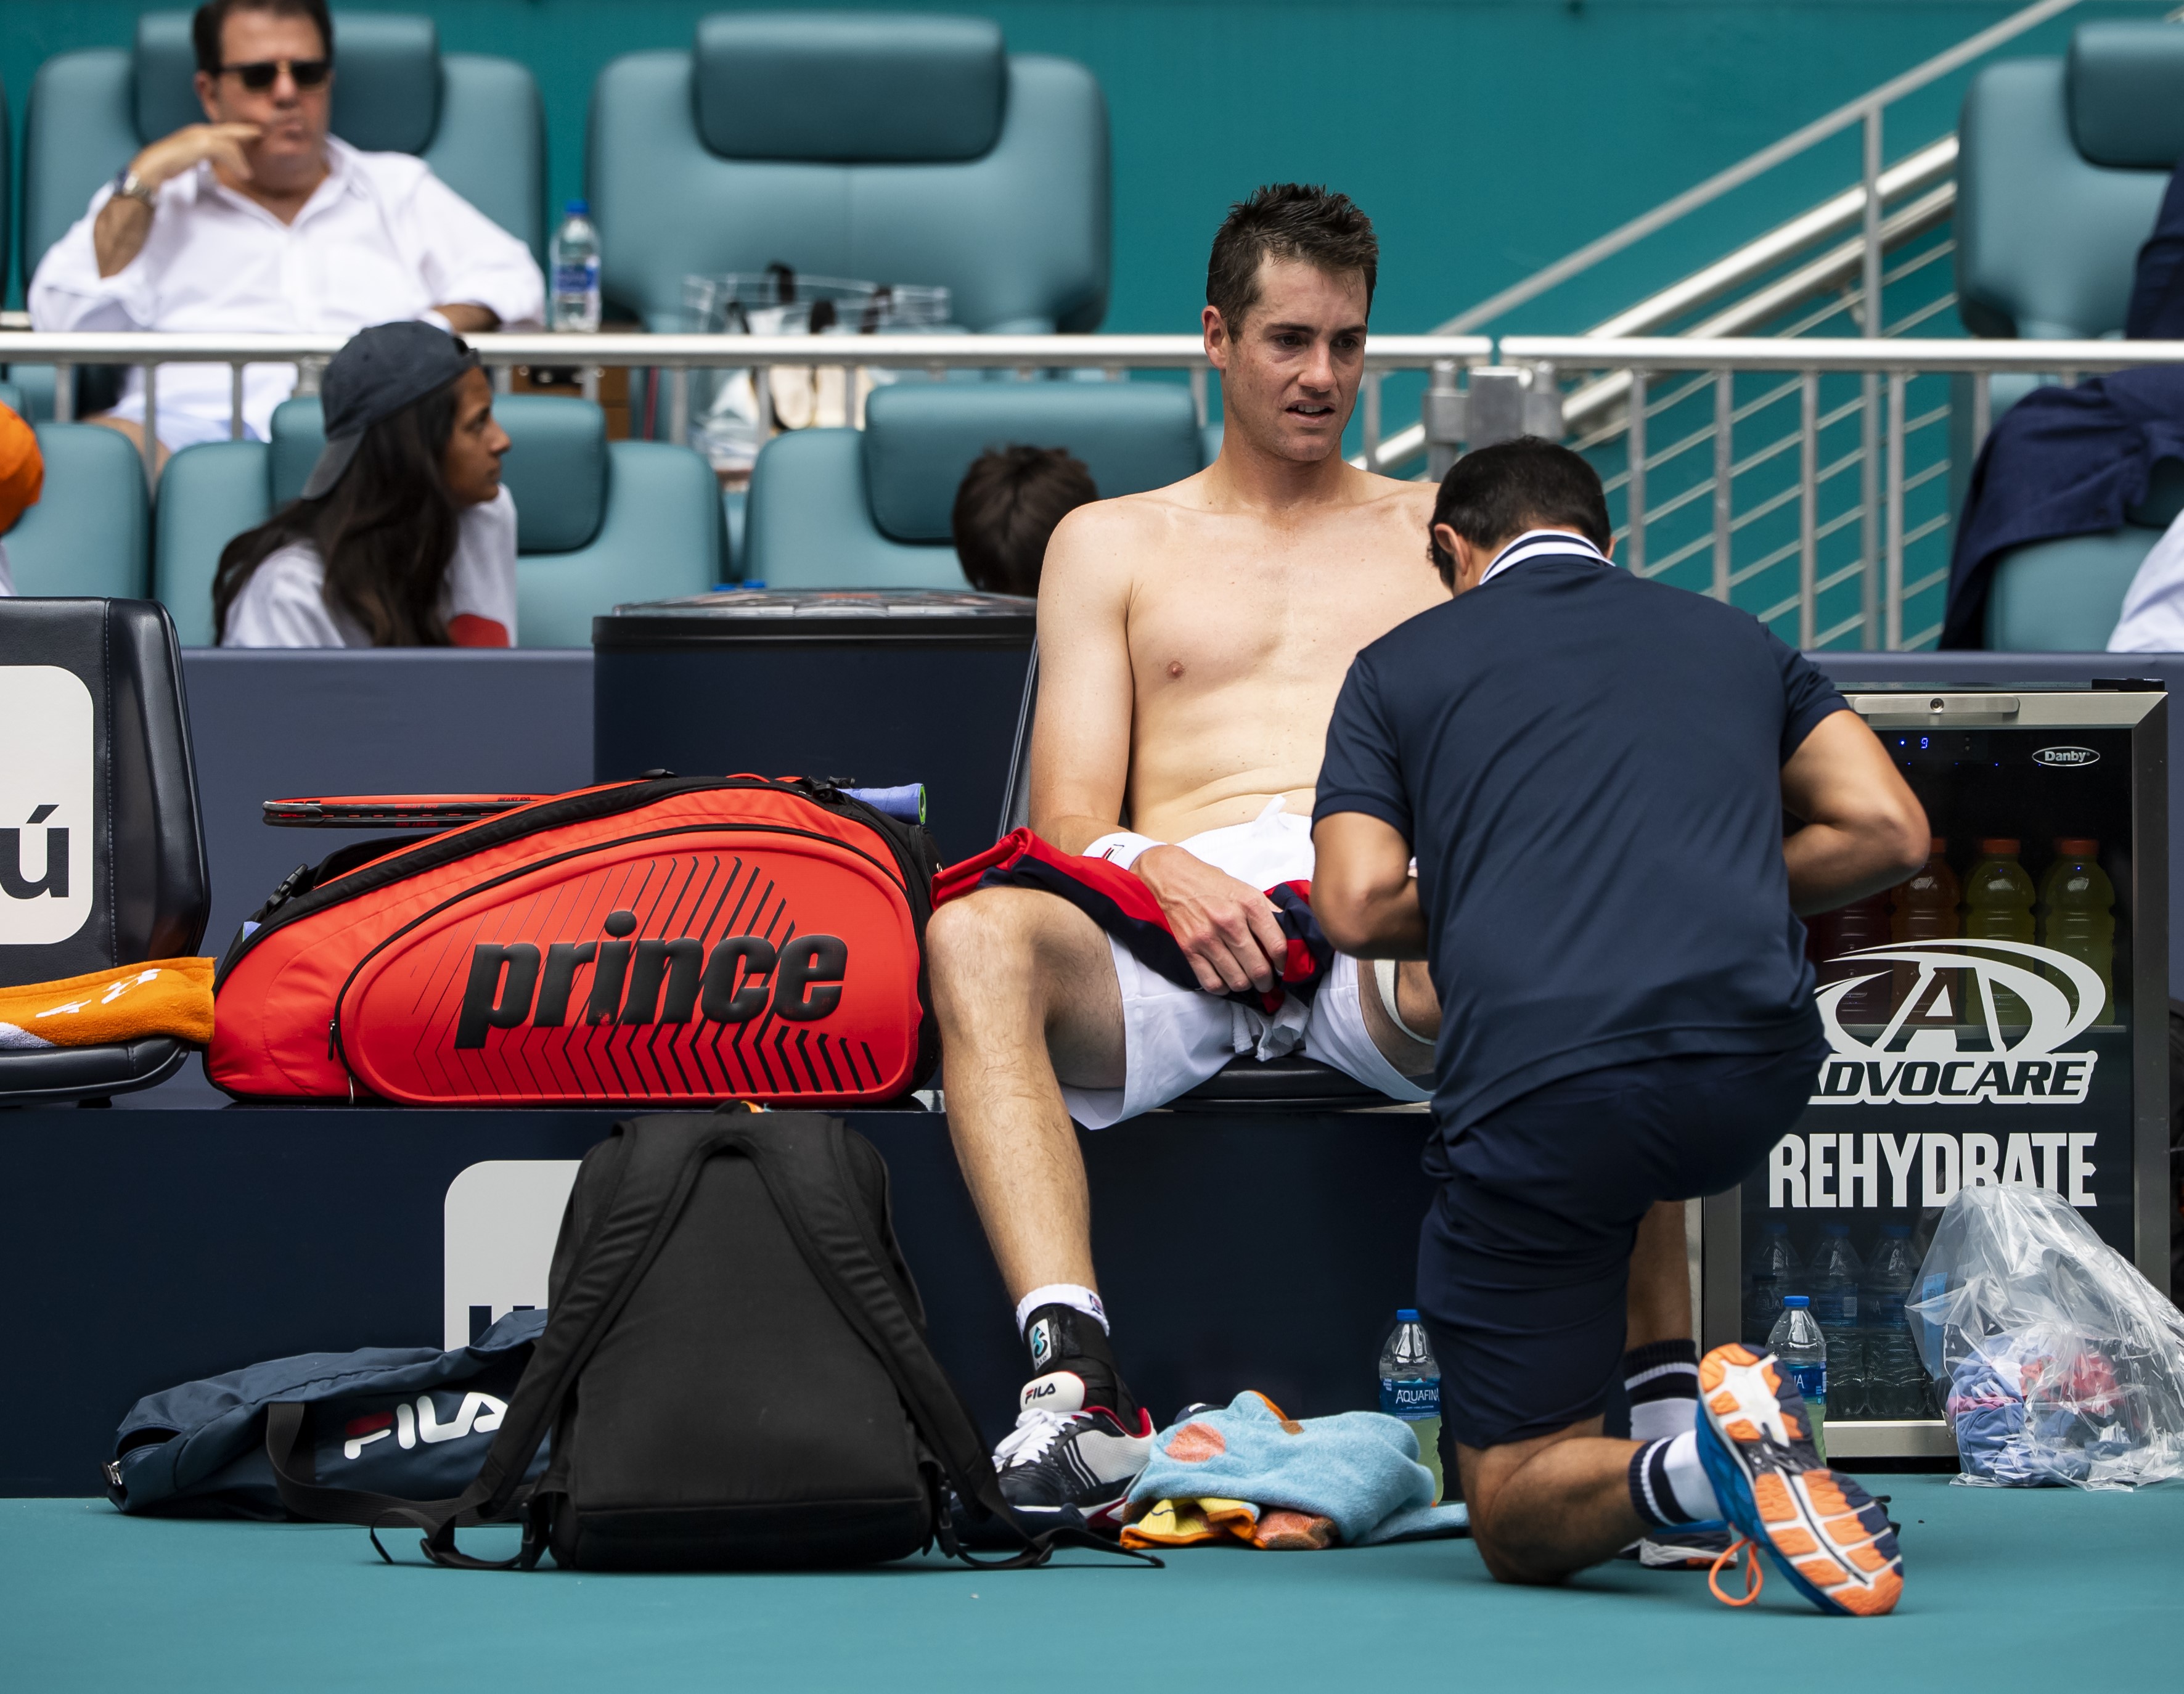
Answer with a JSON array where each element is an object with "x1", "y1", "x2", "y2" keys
[
  {"x1": 213, "y1": 373, "x2": 467, "y2": 645},
  {"x1": 951, "y1": 444, "x2": 1098, "y2": 597},
  {"x1": 1428, "y1": 436, "x2": 1612, "y2": 587},
  {"x1": 193, "y1": 0, "x2": 333, "y2": 76},
  {"x1": 1206, "y1": 184, "x2": 1377, "y2": 335}
]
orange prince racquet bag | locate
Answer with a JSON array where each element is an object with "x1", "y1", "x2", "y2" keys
[{"x1": 208, "y1": 775, "x2": 938, "y2": 1105}]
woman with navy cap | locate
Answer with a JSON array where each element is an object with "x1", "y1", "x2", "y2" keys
[{"x1": 216, "y1": 320, "x2": 517, "y2": 646}]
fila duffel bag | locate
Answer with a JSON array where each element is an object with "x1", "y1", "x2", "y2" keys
[{"x1": 207, "y1": 775, "x2": 938, "y2": 1105}]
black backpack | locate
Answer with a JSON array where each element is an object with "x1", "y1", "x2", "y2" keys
[{"x1": 268, "y1": 1110, "x2": 1147, "y2": 1571}]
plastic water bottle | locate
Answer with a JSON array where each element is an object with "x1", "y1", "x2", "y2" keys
[
  {"x1": 550, "y1": 200, "x2": 602, "y2": 332},
  {"x1": 1742, "y1": 1218, "x2": 1802, "y2": 1346},
  {"x1": 1859, "y1": 1224, "x2": 1924, "y2": 1419},
  {"x1": 1808, "y1": 1222, "x2": 1865, "y2": 1418},
  {"x1": 1767, "y1": 1295, "x2": 1828, "y2": 1460},
  {"x1": 1378, "y1": 1309, "x2": 1444, "y2": 1504}
]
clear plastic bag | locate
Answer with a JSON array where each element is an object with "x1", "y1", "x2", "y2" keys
[{"x1": 1907, "y1": 1183, "x2": 2184, "y2": 1489}]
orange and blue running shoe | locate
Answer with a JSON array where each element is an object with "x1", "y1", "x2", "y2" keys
[{"x1": 1695, "y1": 1343, "x2": 1904, "y2": 1616}]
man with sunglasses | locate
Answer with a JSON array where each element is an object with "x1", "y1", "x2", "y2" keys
[{"x1": 30, "y1": 0, "x2": 542, "y2": 460}]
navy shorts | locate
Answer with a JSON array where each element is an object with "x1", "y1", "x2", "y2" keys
[{"x1": 1418, "y1": 1043, "x2": 1824, "y2": 1453}]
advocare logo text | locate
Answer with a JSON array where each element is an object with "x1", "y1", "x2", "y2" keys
[{"x1": 1810, "y1": 937, "x2": 2103, "y2": 1106}]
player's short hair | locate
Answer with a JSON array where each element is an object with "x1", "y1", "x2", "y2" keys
[
  {"x1": 193, "y1": 0, "x2": 333, "y2": 76},
  {"x1": 1428, "y1": 436, "x2": 1612, "y2": 586},
  {"x1": 1206, "y1": 184, "x2": 1377, "y2": 334},
  {"x1": 951, "y1": 444, "x2": 1098, "y2": 597}
]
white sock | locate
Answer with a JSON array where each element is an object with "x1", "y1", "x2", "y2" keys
[
  {"x1": 1663, "y1": 1430, "x2": 1720, "y2": 1522},
  {"x1": 1625, "y1": 1340, "x2": 1700, "y2": 1442},
  {"x1": 1014, "y1": 1282, "x2": 1108, "y2": 1339}
]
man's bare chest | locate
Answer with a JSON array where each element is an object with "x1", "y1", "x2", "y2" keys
[{"x1": 1126, "y1": 558, "x2": 1430, "y2": 698}]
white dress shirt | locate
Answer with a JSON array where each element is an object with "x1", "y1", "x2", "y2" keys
[
  {"x1": 30, "y1": 139, "x2": 542, "y2": 449},
  {"x1": 2106, "y1": 507, "x2": 2184, "y2": 652},
  {"x1": 221, "y1": 486, "x2": 518, "y2": 647}
]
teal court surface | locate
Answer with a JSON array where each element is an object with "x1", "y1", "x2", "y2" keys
[{"x1": 4, "y1": 1473, "x2": 2178, "y2": 1692}]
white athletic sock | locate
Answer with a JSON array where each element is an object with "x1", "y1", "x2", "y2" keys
[
  {"x1": 1625, "y1": 1339, "x2": 1701, "y2": 1442},
  {"x1": 1663, "y1": 1431, "x2": 1720, "y2": 1522},
  {"x1": 1628, "y1": 1431, "x2": 1720, "y2": 1527},
  {"x1": 1014, "y1": 1282, "x2": 1108, "y2": 1340}
]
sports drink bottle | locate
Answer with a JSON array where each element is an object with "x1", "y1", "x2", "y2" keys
[
  {"x1": 2039, "y1": 838, "x2": 2114, "y2": 1024},
  {"x1": 1378, "y1": 1309, "x2": 1444, "y2": 1504},
  {"x1": 1767, "y1": 1296, "x2": 1828, "y2": 1460},
  {"x1": 1806, "y1": 891, "x2": 1892, "y2": 1023},
  {"x1": 1961, "y1": 838, "x2": 2036, "y2": 1026},
  {"x1": 1891, "y1": 837, "x2": 1959, "y2": 1013}
]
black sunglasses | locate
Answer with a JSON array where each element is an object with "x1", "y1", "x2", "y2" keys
[{"x1": 218, "y1": 57, "x2": 332, "y2": 90}]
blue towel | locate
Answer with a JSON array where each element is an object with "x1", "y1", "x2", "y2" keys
[{"x1": 1123, "y1": 1391, "x2": 1470, "y2": 1548}]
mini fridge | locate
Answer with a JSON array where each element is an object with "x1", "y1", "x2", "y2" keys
[{"x1": 1698, "y1": 683, "x2": 2169, "y2": 1459}]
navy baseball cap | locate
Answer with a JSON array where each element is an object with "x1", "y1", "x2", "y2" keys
[{"x1": 301, "y1": 321, "x2": 483, "y2": 499}]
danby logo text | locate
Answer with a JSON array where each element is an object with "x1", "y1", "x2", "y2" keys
[
  {"x1": 455, "y1": 907, "x2": 849, "y2": 1049},
  {"x1": 1810, "y1": 938, "x2": 2103, "y2": 1107},
  {"x1": 2032, "y1": 746, "x2": 2098, "y2": 768}
]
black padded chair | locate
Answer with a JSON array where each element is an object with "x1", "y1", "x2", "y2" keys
[
  {"x1": 994, "y1": 646, "x2": 1390, "y2": 1111},
  {"x1": 0, "y1": 599, "x2": 210, "y2": 1103}
]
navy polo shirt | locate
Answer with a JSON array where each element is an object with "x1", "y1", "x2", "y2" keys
[{"x1": 1314, "y1": 544, "x2": 1843, "y2": 1137}]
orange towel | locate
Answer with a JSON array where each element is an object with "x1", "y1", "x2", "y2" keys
[
  {"x1": 0, "y1": 959, "x2": 216, "y2": 1049},
  {"x1": 0, "y1": 404, "x2": 44, "y2": 533}
]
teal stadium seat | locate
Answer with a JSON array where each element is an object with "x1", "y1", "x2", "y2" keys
[
  {"x1": 1958, "y1": 22, "x2": 2184, "y2": 648},
  {"x1": 1, "y1": 73, "x2": 12, "y2": 295},
  {"x1": 14, "y1": 11, "x2": 545, "y2": 419},
  {"x1": 742, "y1": 383, "x2": 1202, "y2": 589},
  {"x1": 2, "y1": 425, "x2": 152, "y2": 599},
  {"x1": 153, "y1": 395, "x2": 719, "y2": 646},
  {"x1": 589, "y1": 12, "x2": 1108, "y2": 333}
]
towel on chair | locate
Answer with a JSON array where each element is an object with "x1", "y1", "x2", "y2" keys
[
  {"x1": 0, "y1": 959, "x2": 216, "y2": 1050},
  {"x1": 1120, "y1": 1391, "x2": 1470, "y2": 1550},
  {"x1": 934, "y1": 828, "x2": 1331, "y2": 1015}
]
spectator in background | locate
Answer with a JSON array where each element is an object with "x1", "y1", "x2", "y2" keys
[
  {"x1": 1942, "y1": 160, "x2": 2184, "y2": 646},
  {"x1": 0, "y1": 406, "x2": 46, "y2": 597},
  {"x1": 216, "y1": 322, "x2": 515, "y2": 647},
  {"x1": 29, "y1": 0, "x2": 542, "y2": 466},
  {"x1": 952, "y1": 444, "x2": 1098, "y2": 597}
]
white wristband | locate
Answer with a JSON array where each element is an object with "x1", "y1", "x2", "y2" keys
[
  {"x1": 1083, "y1": 830, "x2": 1163, "y2": 870},
  {"x1": 420, "y1": 308, "x2": 455, "y2": 334}
]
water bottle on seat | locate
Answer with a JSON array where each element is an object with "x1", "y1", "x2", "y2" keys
[{"x1": 550, "y1": 200, "x2": 602, "y2": 333}]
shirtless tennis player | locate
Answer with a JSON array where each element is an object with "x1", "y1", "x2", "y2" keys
[{"x1": 927, "y1": 186, "x2": 1704, "y2": 1537}]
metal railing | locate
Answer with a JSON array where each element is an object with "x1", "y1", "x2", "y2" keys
[
  {"x1": 14, "y1": 328, "x2": 2184, "y2": 652},
  {"x1": 1501, "y1": 338, "x2": 2184, "y2": 652},
  {"x1": 0, "y1": 329, "x2": 1494, "y2": 480},
  {"x1": 1360, "y1": 0, "x2": 2117, "y2": 476}
]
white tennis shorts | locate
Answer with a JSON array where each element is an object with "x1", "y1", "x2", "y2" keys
[{"x1": 1060, "y1": 802, "x2": 1430, "y2": 1129}]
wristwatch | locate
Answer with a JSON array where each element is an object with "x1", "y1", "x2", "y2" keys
[{"x1": 112, "y1": 167, "x2": 158, "y2": 212}]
